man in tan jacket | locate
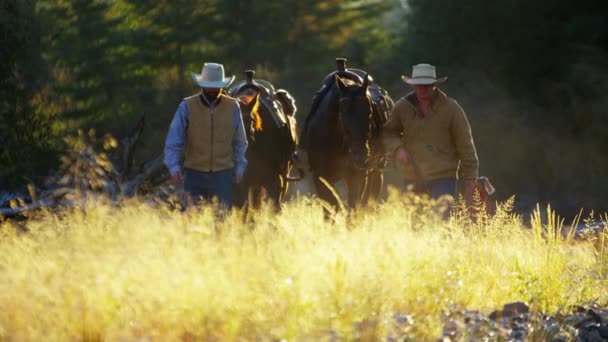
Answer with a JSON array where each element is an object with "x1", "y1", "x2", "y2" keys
[{"x1": 383, "y1": 64, "x2": 478, "y2": 203}]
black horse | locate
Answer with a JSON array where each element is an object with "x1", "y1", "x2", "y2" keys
[
  {"x1": 300, "y1": 58, "x2": 394, "y2": 208},
  {"x1": 230, "y1": 71, "x2": 298, "y2": 208}
]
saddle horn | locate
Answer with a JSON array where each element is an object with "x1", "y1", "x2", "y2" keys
[
  {"x1": 336, "y1": 58, "x2": 347, "y2": 72},
  {"x1": 245, "y1": 70, "x2": 255, "y2": 83}
]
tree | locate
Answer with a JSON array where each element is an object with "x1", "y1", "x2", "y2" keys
[
  {"x1": 398, "y1": 0, "x2": 608, "y2": 99},
  {"x1": 118, "y1": 0, "x2": 221, "y2": 99},
  {"x1": 0, "y1": 0, "x2": 57, "y2": 189},
  {"x1": 215, "y1": 0, "x2": 394, "y2": 118},
  {"x1": 36, "y1": 0, "x2": 155, "y2": 131}
]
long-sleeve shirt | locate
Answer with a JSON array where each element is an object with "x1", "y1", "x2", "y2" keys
[
  {"x1": 164, "y1": 96, "x2": 248, "y2": 177},
  {"x1": 383, "y1": 89, "x2": 479, "y2": 181}
]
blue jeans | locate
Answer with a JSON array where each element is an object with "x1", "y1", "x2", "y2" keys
[
  {"x1": 183, "y1": 168, "x2": 234, "y2": 208},
  {"x1": 405, "y1": 178, "x2": 457, "y2": 199}
]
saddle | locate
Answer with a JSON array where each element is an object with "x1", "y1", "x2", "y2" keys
[{"x1": 229, "y1": 70, "x2": 297, "y2": 145}]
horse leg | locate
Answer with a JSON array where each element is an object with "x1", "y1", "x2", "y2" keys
[
  {"x1": 264, "y1": 175, "x2": 283, "y2": 209},
  {"x1": 278, "y1": 163, "x2": 291, "y2": 204},
  {"x1": 363, "y1": 170, "x2": 383, "y2": 203},
  {"x1": 345, "y1": 171, "x2": 367, "y2": 208},
  {"x1": 253, "y1": 186, "x2": 267, "y2": 209},
  {"x1": 278, "y1": 173, "x2": 287, "y2": 204},
  {"x1": 246, "y1": 185, "x2": 260, "y2": 210}
]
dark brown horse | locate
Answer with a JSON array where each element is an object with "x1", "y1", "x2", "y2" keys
[
  {"x1": 300, "y1": 59, "x2": 393, "y2": 208},
  {"x1": 231, "y1": 71, "x2": 298, "y2": 208}
]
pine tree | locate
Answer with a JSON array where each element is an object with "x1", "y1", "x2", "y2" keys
[
  {"x1": 37, "y1": 0, "x2": 154, "y2": 129},
  {"x1": 118, "y1": 0, "x2": 221, "y2": 99},
  {"x1": 0, "y1": 0, "x2": 56, "y2": 188}
]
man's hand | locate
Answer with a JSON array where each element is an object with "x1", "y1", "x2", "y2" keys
[
  {"x1": 464, "y1": 178, "x2": 476, "y2": 207},
  {"x1": 234, "y1": 173, "x2": 243, "y2": 184},
  {"x1": 394, "y1": 147, "x2": 410, "y2": 165},
  {"x1": 171, "y1": 171, "x2": 183, "y2": 185}
]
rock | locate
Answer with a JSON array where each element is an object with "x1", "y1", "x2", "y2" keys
[
  {"x1": 545, "y1": 323, "x2": 560, "y2": 341},
  {"x1": 581, "y1": 321, "x2": 600, "y2": 330},
  {"x1": 598, "y1": 325, "x2": 608, "y2": 338},
  {"x1": 587, "y1": 309, "x2": 605, "y2": 324},
  {"x1": 435, "y1": 304, "x2": 608, "y2": 341},
  {"x1": 392, "y1": 313, "x2": 414, "y2": 327},
  {"x1": 573, "y1": 315, "x2": 595, "y2": 329},
  {"x1": 577, "y1": 329, "x2": 606, "y2": 342},
  {"x1": 502, "y1": 302, "x2": 529, "y2": 317},
  {"x1": 568, "y1": 305, "x2": 587, "y2": 313}
]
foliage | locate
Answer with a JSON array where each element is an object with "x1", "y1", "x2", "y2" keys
[
  {"x1": 400, "y1": 0, "x2": 608, "y2": 95},
  {"x1": 117, "y1": 0, "x2": 221, "y2": 98},
  {"x1": 0, "y1": 192, "x2": 606, "y2": 340},
  {"x1": 0, "y1": 0, "x2": 58, "y2": 189},
  {"x1": 57, "y1": 129, "x2": 119, "y2": 195},
  {"x1": 36, "y1": 0, "x2": 155, "y2": 128}
]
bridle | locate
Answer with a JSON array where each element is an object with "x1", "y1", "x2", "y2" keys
[{"x1": 337, "y1": 95, "x2": 389, "y2": 172}]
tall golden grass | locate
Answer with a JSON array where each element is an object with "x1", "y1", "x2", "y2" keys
[{"x1": 0, "y1": 190, "x2": 606, "y2": 341}]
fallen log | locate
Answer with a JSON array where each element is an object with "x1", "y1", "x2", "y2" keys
[
  {"x1": 0, "y1": 115, "x2": 169, "y2": 218},
  {"x1": 122, "y1": 153, "x2": 169, "y2": 197},
  {"x1": 0, "y1": 199, "x2": 64, "y2": 217}
]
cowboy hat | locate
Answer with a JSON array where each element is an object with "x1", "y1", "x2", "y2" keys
[
  {"x1": 191, "y1": 63, "x2": 235, "y2": 88},
  {"x1": 401, "y1": 63, "x2": 447, "y2": 85}
]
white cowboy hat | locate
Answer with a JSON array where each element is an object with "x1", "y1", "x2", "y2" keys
[
  {"x1": 191, "y1": 63, "x2": 235, "y2": 88},
  {"x1": 401, "y1": 63, "x2": 447, "y2": 85}
]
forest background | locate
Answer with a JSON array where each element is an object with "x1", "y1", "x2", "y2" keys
[{"x1": 2, "y1": 0, "x2": 607, "y2": 216}]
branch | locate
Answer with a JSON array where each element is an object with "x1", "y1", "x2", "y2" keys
[
  {"x1": 121, "y1": 153, "x2": 168, "y2": 197},
  {"x1": 0, "y1": 199, "x2": 64, "y2": 218},
  {"x1": 120, "y1": 115, "x2": 146, "y2": 180}
]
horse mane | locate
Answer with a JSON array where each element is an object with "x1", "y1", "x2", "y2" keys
[
  {"x1": 250, "y1": 93, "x2": 263, "y2": 132},
  {"x1": 310, "y1": 75, "x2": 362, "y2": 118}
]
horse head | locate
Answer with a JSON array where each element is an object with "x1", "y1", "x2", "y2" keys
[
  {"x1": 335, "y1": 74, "x2": 372, "y2": 168},
  {"x1": 235, "y1": 71, "x2": 265, "y2": 136}
]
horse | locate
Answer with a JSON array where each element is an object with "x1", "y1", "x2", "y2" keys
[
  {"x1": 230, "y1": 71, "x2": 299, "y2": 208},
  {"x1": 300, "y1": 58, "x2": 394, "y2": 208}
]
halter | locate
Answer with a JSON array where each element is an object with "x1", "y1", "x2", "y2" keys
[
  {"x1": 337, "y1": 95, "x2": 374, "y2": 170},
  {"x1": 337, "y1": 95, "x2": 393, "y2": 172}
]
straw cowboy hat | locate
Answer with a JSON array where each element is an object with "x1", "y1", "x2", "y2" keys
[
  {"x1": 191, "y1": 63, "x2": 235, "y2": 88},
  {"x1": 401, "y1": 63, "x2": 447, "y2": 85}
]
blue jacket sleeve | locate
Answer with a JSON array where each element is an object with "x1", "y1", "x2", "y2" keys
[
  {"x1": 164, "y1": 101, "x2": 188, "y2": 175},
  {"x1": 232, "y1": 103, "x2": 248, "y2": 177}
]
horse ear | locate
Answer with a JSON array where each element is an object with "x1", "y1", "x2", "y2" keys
[{"x1": 335, "y1": 75, "x2": 347, "y2": 93}]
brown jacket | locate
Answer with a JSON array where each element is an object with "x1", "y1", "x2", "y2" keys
[{"x1": 383, "y1": 89, "x2": 479, "y2": 181}]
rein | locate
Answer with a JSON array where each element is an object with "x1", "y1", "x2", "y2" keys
[{"x1": 363, "y1": 153, "x2": 392, "y2": 172}]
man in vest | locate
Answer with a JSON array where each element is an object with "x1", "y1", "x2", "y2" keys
[
  {"x1": 164, "y1": 62, "x2": 248, "y2": 208},
  {"x1": 383, "y1": 64, "x2": 479, "y2": 205}
]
